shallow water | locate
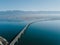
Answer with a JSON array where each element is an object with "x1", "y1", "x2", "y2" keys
[{"x1": 19, "y1": 20, "x2": 60, "y2": 45}]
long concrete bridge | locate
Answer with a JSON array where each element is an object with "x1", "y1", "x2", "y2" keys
[
  {"x1": 0, "y1": 17, "x2": 59, "y2": 45},
  {"x1": 0, "y1": 18, "x2": 58, "y2": 45},
  {"x1": 9, "y1": 18, "x2": 60, "y2": 45}
]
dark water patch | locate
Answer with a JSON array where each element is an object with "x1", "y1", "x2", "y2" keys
[{"x1": 0, "y1": 22, "x2": 27, "y2": 42}]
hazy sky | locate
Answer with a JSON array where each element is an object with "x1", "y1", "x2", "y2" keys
[{"x1": 0, "y1": 0, "x2": 60, "y2": 11}]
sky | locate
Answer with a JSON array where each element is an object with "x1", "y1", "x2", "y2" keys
[{"x1": 0, "y1": 0, "x2": 60, "y2": 11}]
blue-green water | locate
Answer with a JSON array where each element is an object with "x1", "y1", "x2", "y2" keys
[
  {"x1": 1, "y1": 20, "x2": 60, "y2": 45},
  {"x1": 0, "y1": 22, "x2": 27, "y2": 42},
  {"x1": 19, "y1": 20, "x2": 60, "y2": 45}
]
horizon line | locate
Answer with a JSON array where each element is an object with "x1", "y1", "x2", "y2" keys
[{"x1": 1, "y1": 10, "x2": 60, "y2": 12}]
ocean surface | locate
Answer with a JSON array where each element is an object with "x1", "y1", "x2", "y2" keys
[
  {"x1": 0, "y1": 20, "x2": 60, "y2": 45},
  {"x1": 19, "y1": 20, "x2": 60, "y2": 45}
]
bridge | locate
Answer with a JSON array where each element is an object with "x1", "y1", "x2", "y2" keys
[{"x1": 9, "y1": 18, "x2": 59, "y2": 45}]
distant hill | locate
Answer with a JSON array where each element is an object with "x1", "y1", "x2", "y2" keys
[
  {"x1": 0, "y1": 11, "x2": 60, "y2": 15},
  {"x1": 0, "y1": 10, "x2": 60, "y2": 21}
]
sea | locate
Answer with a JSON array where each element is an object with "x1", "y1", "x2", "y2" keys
[{"x1": 0, "y1": 20, "x2": 60, "y2": 45}]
